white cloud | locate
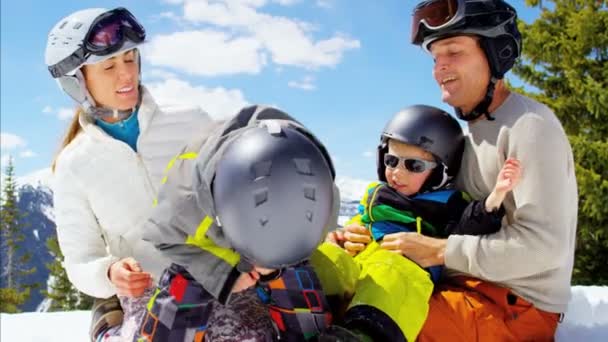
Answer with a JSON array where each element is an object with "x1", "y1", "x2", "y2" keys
[
  {"x1": 316, "y1": 0, "x2": 332, "y2": 8},
  {"x1": 288, "y1": 75, "x2": 316, "y2": 91},
  {"x1": 1, "y1": 132, "x2": 26, "y2": 150},
  {"x1": 154, "y1": 0, "x2": 360, "y2": 74},
  {"x1": 157, "y1": 11, "x2": 181, "y2": 22},
  {"x1": 362, "y1": 150, "x2": 374, "y2": 158},
  {"x1": 144, "y1": 30, "x2": 266, "y2": 76},
  {"x1": 42, "y1": 106, "x2": 75, "y2": 121},
  {"x1": 273, "y1": 0, "x2": 301, "y2": 5},
  {"x1": 147, "y1": 78, "x2": 250, "y2": 119},
  {"x1": 0, "y1": 154, "x2": 11, "y2": 171},
  {"x1": 19, "y1": 150, "x2": 37, "y2": 158},
  {"x1": 144, "y1": 68, "x2": 179, "y2": 81},
  {"x1": 57, "y1": 107, "x2": 75, "y2": 121}
]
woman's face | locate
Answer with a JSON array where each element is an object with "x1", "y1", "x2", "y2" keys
[{"x1": 82, "y1": 49, "x2": 139, "y2": 112}]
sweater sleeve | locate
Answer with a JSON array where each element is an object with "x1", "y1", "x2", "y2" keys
[
  {"x1": 54, "y1": 160, "x2": 119, "y2": 298},
  {"x1": 446, "y1": 113, "x2": 577, "y2": 282}
]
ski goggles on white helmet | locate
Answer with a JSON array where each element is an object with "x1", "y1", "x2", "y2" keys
[
  {"x1": 48, "y1": 7, "x2": 145, "y2": 78},
  {"x1": 411, "y1": 0, "x2": 466, "y2": 45}
]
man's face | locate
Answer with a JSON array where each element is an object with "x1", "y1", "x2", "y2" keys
[{"x1": 430, "y1": 36, "x2": 491, "y2": 113}]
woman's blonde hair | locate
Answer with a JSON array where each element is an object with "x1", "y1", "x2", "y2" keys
[{"x1": 51, "y1": 107, "x2": 83, "y2": 172}]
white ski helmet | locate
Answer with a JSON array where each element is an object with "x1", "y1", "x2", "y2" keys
[{"x1": 44, "y1": 7, "x2": 145, "y2": 115}]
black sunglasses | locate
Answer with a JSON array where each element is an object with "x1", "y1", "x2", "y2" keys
[{"x1": 384, "y1": 154, "x2": 437, "y2": 173}]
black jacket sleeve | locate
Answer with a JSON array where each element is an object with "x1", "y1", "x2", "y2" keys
[{"x1": 444, "y1": 193, "x2": 505, "y2": 236}]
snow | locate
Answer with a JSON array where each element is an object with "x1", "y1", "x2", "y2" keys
[
  {"x1": 16, "y1": 167, "x2": 54, "y2": 191},
  {"x1": 335, "y1": 176, "x2": 371, "y2": 202},
  {"x1": 1, "y1": 286, "x2": 607, "y2": 341}
]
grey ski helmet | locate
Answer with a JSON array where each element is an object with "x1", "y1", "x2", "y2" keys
[
  {"x1": 44, "y1": 7, "x2": 145, "y2": 120},
  {"x1": 378, "y1": 105, "x2": 464, "y2": 192},
  {"x1": 411, "y1": 0, "x2": 521, "y2": 121},
  {"x1": 213, "y1": 116, "x2": 335, "y2": 270}
]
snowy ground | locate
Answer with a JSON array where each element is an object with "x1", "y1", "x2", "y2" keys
[{"x1": 1, "y1": 286, "x2": 607, "y2": 341}]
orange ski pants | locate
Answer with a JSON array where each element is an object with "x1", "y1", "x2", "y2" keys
[{"x1": 418, "y1": 276, "x2": 561, "y2": 342}]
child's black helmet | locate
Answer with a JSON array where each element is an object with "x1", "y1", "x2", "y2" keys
[{"x1": 378, "y1": 105, "x2": 464, "y2": 192}]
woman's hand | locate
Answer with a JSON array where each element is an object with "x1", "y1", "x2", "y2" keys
[
  {"x1": 343, "y1": 224, "x2": 372, "y2": 256},
  {"x1": 108, "y1": 257, "x2": 153, "y2": 297},
  {"x1": 231, "y1": 271, "x2": 260, "y2": 293},
  {"x1": 380, "y1": 232, "x2": 446, "y2": 268}
]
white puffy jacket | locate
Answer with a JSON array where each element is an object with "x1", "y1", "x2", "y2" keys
[{"x1": 53, "y1": 86, "x2": 212, "y2": 298}]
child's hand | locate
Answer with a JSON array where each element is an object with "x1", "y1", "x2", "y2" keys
[
  {"x1": 485, "y1": 158, "x2": 522, "y2": 212},
  {"x1": 343, "y1": 224, "x2": 372, "y2": 256},
  {"x1": 231, "y1": 271, "x2": 260, "y2": 293},
  {"x1": 325, "y1": 229, "x2": 346, "y2": 248},
  {"x1": 495, "y1": 158, "x2": 522, "y2": 195}
]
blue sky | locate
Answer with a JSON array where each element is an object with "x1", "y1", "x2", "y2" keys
[{"x1": 1, "y1": 0, "x2": 541, "y2": 183}]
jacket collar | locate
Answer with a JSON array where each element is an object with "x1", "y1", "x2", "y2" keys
[{"x1": 78, "y1": 85, "x2": 157, "y2": 140}]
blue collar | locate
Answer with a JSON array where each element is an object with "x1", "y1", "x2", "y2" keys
[{"x1": 95, "y1": 110, "x2": 140, "y2": 151}]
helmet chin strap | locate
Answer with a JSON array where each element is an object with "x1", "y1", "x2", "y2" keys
[
  {"x1": 455, "y1": 76, "x2": 498, "y2": 122},
  {"x1": 81, "y1": 83, "x2": 141, "y2": 122}
]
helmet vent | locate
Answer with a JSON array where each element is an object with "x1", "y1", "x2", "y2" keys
[
  {"x1": 59, "y1": 21, "x2": 67, "y2": 29},
  {"x1": 303, "y1": 185, "x2": 316, "y2": 201},
  {"x1": 305, "y1": 211, "x2": 313, "y2": 222},
  {"x1": 252, "y1": 161, "x2": 272, "y2": 181},
  {"x1": 253, "y1": 188, "x2": 269, "y2": 207},
  {"x1": 294, "y1": 158, "x2": 313, "y2": 175},
  {"x1": 73, "y1": 22, "x2": 83, "y2": 30},
  {"x1": 259, "y1": 216, "x2": 269, "y2": 227}
]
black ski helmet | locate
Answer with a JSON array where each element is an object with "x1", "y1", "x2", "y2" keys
[
  {"x1": 378, "y1": 105, "x2": 464, "y2": 193},
  {"x1": 213, "y1": 118, "x2": 335, "y2": 270},
  {"x1": 411, "y1": 0, "x2": 522, "y2": 121}
]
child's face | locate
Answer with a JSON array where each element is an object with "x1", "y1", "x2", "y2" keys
[{"x1": 384, "y1": 140, "x2": 435, "y2": 196}]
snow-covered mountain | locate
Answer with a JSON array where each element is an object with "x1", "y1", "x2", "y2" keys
[{"x1": 0, "y1": 168, "x2": 55, "y2": 312}]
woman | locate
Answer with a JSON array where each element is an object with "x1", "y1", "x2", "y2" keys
[{"x1": 45, "y1": 7, "x2": 272, "y2": 341}]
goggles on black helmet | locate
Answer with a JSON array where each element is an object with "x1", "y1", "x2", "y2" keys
[
  {"x1": 48, "y1": 7, "x2": 145, "y2": 78},
  {"x1": 411, "y1": 0, "x2": 465, "y2": 45}
]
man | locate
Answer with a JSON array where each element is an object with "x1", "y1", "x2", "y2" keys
[{"x1": 384, "y1": 0, "x2": 578, "y2": 340}]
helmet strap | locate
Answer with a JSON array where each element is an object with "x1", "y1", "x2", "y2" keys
[
  {"x1": 454, "y1": 76, "x2": 498, "y2": 122},
  {"x1": 419, "y1": 163, "x2": 451, "y2": 194},
  {"x1": 82, "y1": 84, "x2": 142, "y2": 122}
]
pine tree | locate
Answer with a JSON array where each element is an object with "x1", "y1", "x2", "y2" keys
[
  {"x1": 512, "y1": 0, "x2": 608, "y2": 284},
  {"x1": 44, "y1": 236, "x2": 94, "y2": 311},
  {"x1": 0, "y1": 157, "x2": 35, "y2": 312}
]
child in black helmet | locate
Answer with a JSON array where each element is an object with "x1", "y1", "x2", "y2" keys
[{"x1": 322, "y1": 105, "x2": 521, "y2": 342}]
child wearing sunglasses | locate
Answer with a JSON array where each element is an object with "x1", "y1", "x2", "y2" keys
[{"x1": 323, "y1": 105, "x2": 521, "y2": 341}]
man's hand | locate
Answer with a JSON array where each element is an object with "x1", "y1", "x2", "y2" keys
[
  {"x1": 380, "y1": 232, "x2": 446, "y2": 268},
  {"x1": 108, "y1": 257, "x2": 152, "y2": 297}
]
